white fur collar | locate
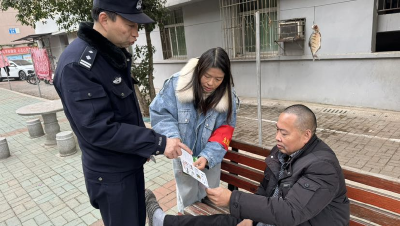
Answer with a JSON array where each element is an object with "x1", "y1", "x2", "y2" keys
[{"x1": 176, "y1": 58, "x2": 230, "y2": 113}]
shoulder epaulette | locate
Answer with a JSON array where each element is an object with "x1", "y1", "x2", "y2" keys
[{"x1": 78, "y1": 46, "x2": 97, "y2": 70}]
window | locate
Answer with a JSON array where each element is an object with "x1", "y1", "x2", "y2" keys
[
  {"x1": 160, "y1": 8, "x2": 187, "y2": 60},
  {"x1": 376, "y1": 31, "x2": 400, "y2": 52},
  {"x1": 378, "y1": 0, "x2": 400, "y2": 15},
  {"x1": 220, "y1": 0, "x2": 278, "y2": 59}
]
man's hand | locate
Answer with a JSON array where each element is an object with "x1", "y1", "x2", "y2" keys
[
  {"x1": 164, "y1": 138, "x2": 192, "y2": 159},
  {"x1": 206, "y1": 187, "x2": 231, "y2": 207},
  {"x1": 237, "y1": 219, "x2": 253, "y2": 226},
  {"x1": 194, "y1": 157, "x2": 208, "y2": 170},
  {"x1": 179, "y1": 142, "x2": 192, "y2": 155}
]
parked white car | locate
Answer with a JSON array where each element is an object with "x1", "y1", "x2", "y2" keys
[{"x1": 0, "y1": 59, "x2": 34, "y2": 81}]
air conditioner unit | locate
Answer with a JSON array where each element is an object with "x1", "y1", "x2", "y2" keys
[{"x1": 277, "y1": 19, "x2": 305, "y2": 42}]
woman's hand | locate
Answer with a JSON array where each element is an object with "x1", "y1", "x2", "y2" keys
[{"x1": 193, "y1": 156, "x2": 208, "y2": 170}]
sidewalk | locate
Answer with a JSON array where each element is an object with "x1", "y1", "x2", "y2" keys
[{"x1": 0, "y1": 86, "x2": 399, "y2": 226}]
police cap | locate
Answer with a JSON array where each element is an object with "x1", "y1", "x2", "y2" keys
[{"x1": 93, "y1": 0, "x2": 155, "y2": 24}]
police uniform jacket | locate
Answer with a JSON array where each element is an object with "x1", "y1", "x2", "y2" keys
[
  {"x1": 54, "y1": 22, "x2": 166, "y2": 173},
  {"x1": 229, "y1": 135, "x2": 350, "y2": 226}
]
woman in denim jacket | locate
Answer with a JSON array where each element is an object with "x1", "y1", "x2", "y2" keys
[{"x1": 150, "y1": 47, "x2": 238, "y2": 212}]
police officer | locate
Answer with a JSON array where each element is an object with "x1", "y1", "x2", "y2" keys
[{"x1": 54, "y1": 0, "x2": 191, "y2": 225}]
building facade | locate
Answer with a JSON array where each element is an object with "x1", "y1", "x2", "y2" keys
[
  {"x1": 0, "y1": 9, "x2": 36, "y2": 61},
  {"x1": 34, "y1": 19, "x2": 78, "y2": 71},
  {"x1": 135, "y1": 0, "x2": 400, "y2": 111}
]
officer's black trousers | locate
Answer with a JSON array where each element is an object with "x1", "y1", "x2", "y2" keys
[
  {"x1": 83, "y1": 166, "x2": 146, "y2": 226},
  {"x1": 164, "y1": 214, "x2": 241, "y2": 226}
]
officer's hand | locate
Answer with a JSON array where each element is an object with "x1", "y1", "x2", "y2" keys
[
  {"x1": 164, "y1": 138, "x2": 192, "y2": 159},
  {"x1": 178, "y1": 142, "x2": 192, "y2": 155},
  {"x1": 237, "y1": 219, "x2": 253, "y2": 226},
  {"x1": 194, "y1": 157, "x2": 207, "y2": 170},
  {"x1": 164, "y1": 138, "x2": 181, "y2": 159},
  {"x1": 206, "y1": 187, "x2": 231, "y2": 207}
]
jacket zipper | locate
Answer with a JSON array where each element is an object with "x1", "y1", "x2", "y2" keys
[{"x1": 192, "y1": 111, "x2": 213, "y2": 153}]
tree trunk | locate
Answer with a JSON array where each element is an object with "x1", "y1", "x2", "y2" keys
[
  {"x1": 134, "y1": 84, "x2": 150, "y2": 117},
  {"x1": 145, "y1": 25, "x2": 156, "y2": 101},
  {"x1": 128, "y1": 45, "x2": 150, "y2": 117}
]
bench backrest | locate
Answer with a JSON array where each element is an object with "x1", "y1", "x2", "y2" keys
[{"x1": 223, "y1": 140, "x2": 400, "y2": 226}]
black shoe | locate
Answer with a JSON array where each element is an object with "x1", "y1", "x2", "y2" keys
[{"x1": 145, "y1": 189, "x2": 163, "y2": 226}]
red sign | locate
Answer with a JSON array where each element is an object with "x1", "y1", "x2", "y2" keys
[
  {"x1": 0, "y1": 52, "x2": 10, "y2": 68},
  {"x1": 31, "y1": 48, "x2": 52, "y2": 80},
  {"x1": 1, "y1": 47, "x2": 34, "y2": 56}
]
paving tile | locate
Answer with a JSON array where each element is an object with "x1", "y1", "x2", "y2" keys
[
  {"x1": 18, "y1": 207, "x2": 43, "y2": 223},
  {"x1": 64, "y1": 218, "x2": 85, "y2": 226},
  {"x1": 38, "y1": 200, "x2": 53, "y2": 211},
  {"x1": 0, "y1": 208, "x2": 15, "y2": 222},
  {"x1": 62, "y1": 210, "x2": 79, "y2": 222},
  {"x1": 33, "y1": 213, "x2": 50, "y2": 225},
  {"x1": 73, "y1": 202, "x2": 94, "y2": 217},
  {"x1": 0, "y1": 200, "x2": 11, "y2": 213},
  {"x1": 81, "y1": 213, "x2": 98, "y2": 225},
  {"x1": 12, "y1": 204, "x2": 26, "y2": 215},
  {"x1": 21, "y1": 219, "x2": 38, "y2": 226},
  {"x1": 5, "y1": 216, "x2": 21, "y2": 226},
  {"x1": 48, "y1": 204, "x2": 71, "y2": 220},
  {"x1": 64, "y1": 198, "x2": 80, "y2": 211},
  {"x1": 50, "y1": 215, "x2": 68, "y2": 226}
]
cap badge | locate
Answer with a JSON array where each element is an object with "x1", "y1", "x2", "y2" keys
[{"x1": 136, "y1": 0, "x2": 142, "y2": 10}]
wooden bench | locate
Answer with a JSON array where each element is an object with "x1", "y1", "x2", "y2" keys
[{"x1": 184, "y1": 140, "x2": 400, "y2": 226}]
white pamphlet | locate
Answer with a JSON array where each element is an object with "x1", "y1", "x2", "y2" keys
[{"x1": 180, "y1": 149, "x2": 209, "y2": 188}]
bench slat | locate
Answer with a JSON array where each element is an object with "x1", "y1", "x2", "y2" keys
[
  {"x1": 349, "y1": 220, "x2": 367, "y2": 226},
  {"x1": 221, "y1": 171, "x2": 259, "y2": 193},
  {"x1": 350, "y1": 201, "x2": 400, "y2": 225},
  {"x1": 183, "y1": 202, "x2": 222, "y2": 216},
  {"x1": 230, "y1": 140, "x2": 270, "y2": 157},
  {"x1": 343, "y1": 169, "x2": 400, "y2": 194},
  {"x1": 224, "y1": 150, "x2": 267, "y2": 171},
  {"x1": 221, "y1": 160, "x2": 264, "y2": 182},
  {"x1": 347, "y1": 185, "x2": 400, "y2": 215},
  {"x1": 183, "y1": 205, "x2": 209, "y2": 216},
  {"x1": 202, "y1": 198, "x2": 230, "y2": 214}
]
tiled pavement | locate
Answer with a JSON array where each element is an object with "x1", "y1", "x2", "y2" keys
[{"x1": 0, "y1": 86, "x2": 399, "y2": 226}]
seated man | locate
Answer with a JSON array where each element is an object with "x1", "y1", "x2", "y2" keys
[{"x1": 145, "y1": 104, "x2": 350, "y2": 226}]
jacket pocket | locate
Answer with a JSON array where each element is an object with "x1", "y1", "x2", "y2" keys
[
  {"x1": 178, "y1": 110, "x2": 191, "y2": 138},
  {"x1": 73, "y1": 86, "x2": 106, "y2": 101},
  {"x1": 71, "y1": 86, "x2": 107, "y2": 125},
  {"x1": 294, "y1": 177, "x2": 321, "y2": 206},
  {"x1": 110, "y1": 81, "x2": 135, "y2": 119},
  {"x1": 111, "y1": 81, "x2": 133, "y2": 99}
]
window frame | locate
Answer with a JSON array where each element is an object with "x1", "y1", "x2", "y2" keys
[
  {"x1": 160, "y1": 9, "x2": 187, "y2": 60},
  {"x1": 220, "y1": 0, "x2": 279, "y2": 59},
  {"x1": 238, "y1": 7, "x2": 278, "y2": 57}
]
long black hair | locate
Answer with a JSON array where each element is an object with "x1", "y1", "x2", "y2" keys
[{"x1": 180, "y1": 47, "x2": 234, "y2": 123}]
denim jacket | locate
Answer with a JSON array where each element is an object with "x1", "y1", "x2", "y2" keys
[{"x1": 150, "y1": 58, "x2": 238, "y2": 168}]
